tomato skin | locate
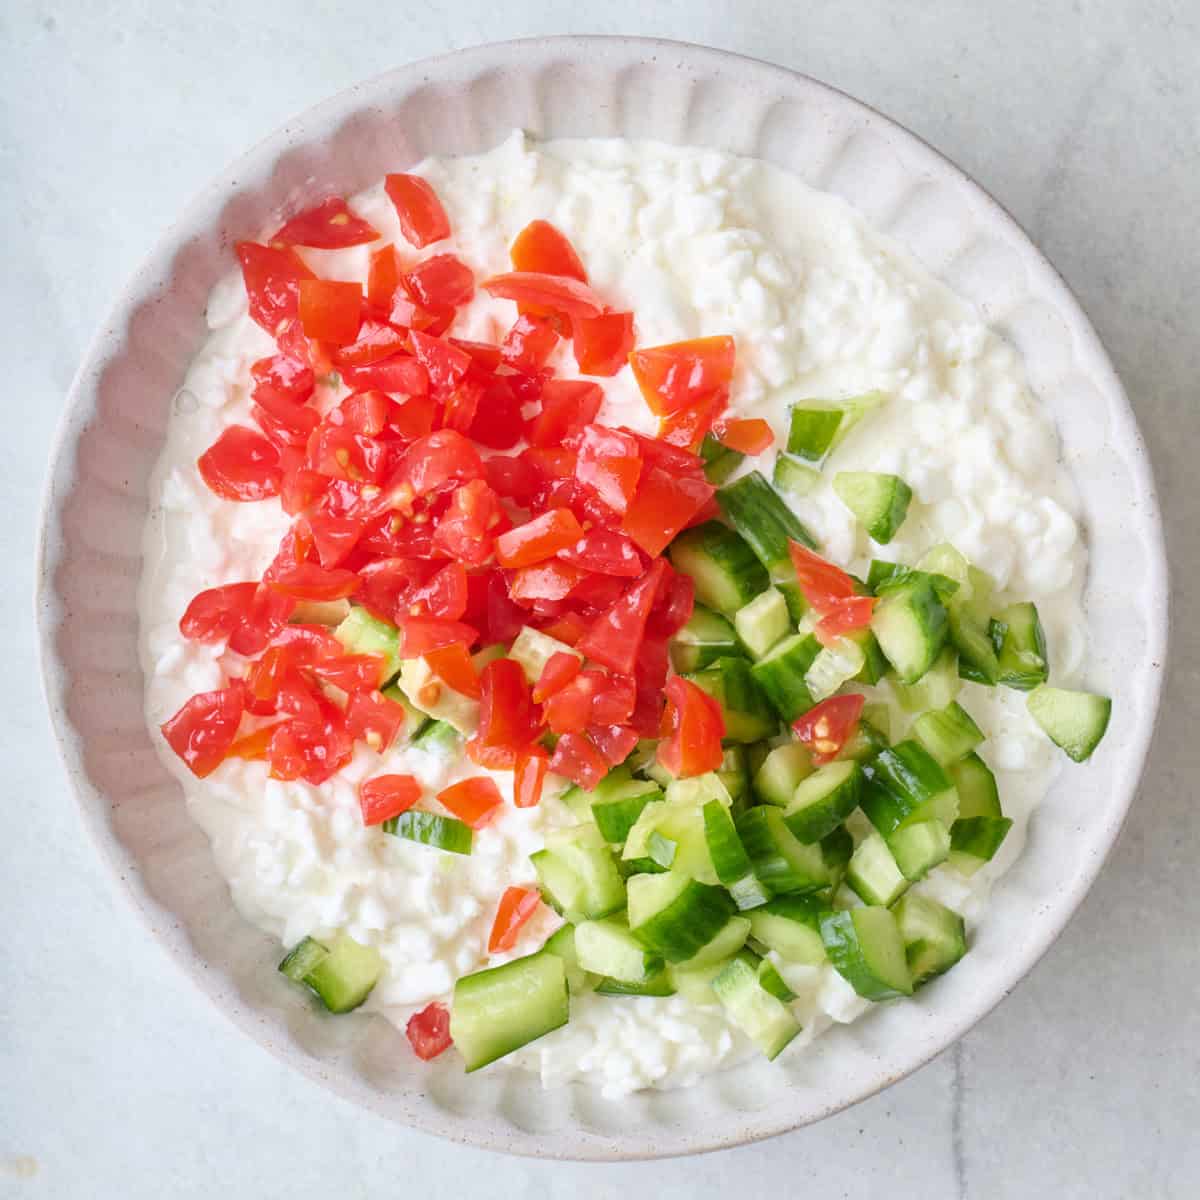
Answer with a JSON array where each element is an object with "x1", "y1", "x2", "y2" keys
[
  {"x1": 198, "y1": 425, "x2": 282, "y2": 502},
  {"x1": 236, "y1": 242, "x2": 316, "y2": 333},
  {"x1": 424, "y1": 642, "x2": 481, "y2": 699},
  {"x1": 478, "y1": 658, "x2": 537, "y2": 749},
  {"x1": 431, "y1": 479, "x2": 505, "y2": 566},
  {"x1": 367, "y1": 244, "x2": 403, "y2": 309},
  {"x1": 629, "y1": 336, "x2": 736, "y2": 416},
  {"x1": 272, "y1": 196, "x2": 379, "y2": 249},
  {"x1": 484, "y1": 572, "x2": 527, "y2": 644},
  {"x1": 298, "y1": 279, "x2": 363, "y2": 345},
  {"x1": 359, "y1": 773, "x2": 421, "y2": 825},
  {"x1": 252, "y1": 385, "x2": 321, "y2": 449},
  {"x1": 556, "y1": 528, "x2": 645, "y2": 579},
  {"x1": 437, "y1": 776, "x2": 503, "y2": 828},
  {"x1": 179, "y1": 582, "x2": 258, "y2": 645},
  {"x1": 510, "y1": 220, "x2": 588, "y2": 281},
  {"x1": 657, "y1": 389, "x2": 726, "y2": 451},
  {"x1": 267, "y1": 562, "x2": 360, "y2": 602},
  {"x1": 657, "y1": 676, "x2": 725, "y2": 778},
  {"x1": 793, "y1": 694, "x2": 866, "y2": 765},
  {"x1": 407, "y1": 561, "x2": 469, "y2": 621},
  {"x1": 647, "y1": 566, "x2": 695, "y2": 639},
  {"x1": 630, "y1": 635, "x2": 669, "y2": 737},
  {"x1": 488, "y1": 886, "x2": 543, "y2": 952},
  {"x1": 714, "y1": 416, "x2": 774, "y2": 455},
  {"x1": 406, "y1": 1002, "x2": 452, "y2": 1061},
  {"x1": 267, "y1": 705, "x2": 354, "y2": 785},
  {"x1": 482, "y1": 272, "x2": 606, "y2": 319},
  {"x1": 575, "y1": 425, "x2": 643, "y2": 514},
  {"x1": 576, "y1": 559, "x2": 666, "y2": 676},
  {"x1": 572, "y1": 311, "x2": 635, "y2": 377},
  {"x1": 384, "y1": 174, "x2": 451, "y2": 248},
  {"x1": 407, "y1": 329, "x2": 473, "y2": 391},
  {"x1": 501, "y1": 314, "x2": 560, "y2": 374},
  {"x1": 814, "y1": 596, "x2": 878, "y2": 646},
  {"x1": 589, "y1": 672, "x2": 636, "y2": 726},
  {"x1": 548, "y1": 732, "x2": 609, "y2": 791},
  {"x1": 620, "y1": 466, "x2": 714, "y2": 557},
  {"x1": 494, "y1": 508, "x2": 586, "y2": 569},
  {"x1": 310, "y1": 652, "x2": 388, "y2": 693},
  {"x1": 404, "y1": 254, "x2": 475, "y2": 310},
  {"x1": 401, "y1": 617, "x2": 478, "y2": 656},
  {"x1": 160, "y1": 685, "x2": 245, "y2": 778},
  {"x1": 390, "y1": 394, "x2": 437, "y2": 441},
  {"x1": 532, "y1": 651, "x2": 582, "y2": 703},
  {"x1": 542, "y1": 673, "x2": 598, "y2": 735},
  {"x1": 508, "y1": 561, "x2": 584, "y2": 605},
  {"x1": 395, "y1": 429, "x2": 484, "y2": 495},
  {"x1": 227, "y1": 723, "x2": 281, "y2": 762},
  {"x1": 331, "y1": 318, "x2": 407, "y2": 368},
  {"x1": 340, "y1": 355, "x2": 430, "y2": 396},
  {"x1": 252, "y1": 353, "x2": 314, "y2": 402},
  {"x1": 787, "y1": 541, "x2": 858, "y2": 613},
  {"x1": 514, "y1": 746, "x2": 550, "y2": 808},
  {"x1": 466, "y1": 376, "x2": 525, "y2": 451},
  {"x1": 527, "y1": 380, "x2": 604, "y2": 448},
  {"x1": 588, "y1": 723, "x2": 639, "y2": 766}
]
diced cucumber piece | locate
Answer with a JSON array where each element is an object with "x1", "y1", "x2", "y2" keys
[
  {"x1": 646, "y1": 831, "x2": 678, "y2": 870},
  {"x1": 542, "y1": 924, "x2": 597, "y2": 994},
  {"x1": 786, "y1": 404, "x2": 844, "y2": 461},
  {"x1": 847, "y1": 627, "x2": 890, "y2": 685},
  {"x1": 750, "y1": 633, "x2": 822, "y2": 721},
  {"x1": 334, "y1": 606, "x2": 401, "y2": 684},
  {"x1": 711, "y1": 951, "x2": 801, "y2": 1060},
  {"x1": 594, "y1": 968, "x2": 677, "y2": 997},
  {"x1": 866, "y1": 561, "x2": 960, "y2": 601},
  {"x1": 669, "y1": 957, "x2": 730, "y2": 1007},
  {"x1": 783, "y1": 760, "x2": 863, "y2": 843},
  {"x1": 734, "y1": 588, "x2": 791, "y2": 660},
  {"x1": 773, "y1": 453, "x2": 821, "y2": 498},
  {"x1": 1027, "y1": 684, "x2": 1111, "y2": 762},
  {"x1": 687, "y1": 657, "x2": 779, "y2": 743},
  {"x1": 702, "y1": 799, "x2": 771, "y2": 911},
  {"x1": 821, "y1": 825, "x2": 855, "y2": 891},
  {"x1": 685, "y1": 913, "x2": 753, "y2": 967},
  {"x1": 670, "y1": 605, "x2": 743, "y2": 673},
  {"x1": 397, "y1": 657, "x2": 479, "y2": 734},
  {"x1": 756, "y1": 956, "x2": 796, "y2": 1002},
  {"x1": 508, "y1": 626, "x2": 582, "y2": 685},
  {"x1": 916, "y1": 543, "x2": 970, "y2": 590},
  {"x1": 846, "y1": 830, "x2": 909, "y2": 906},
  {"x1": 891, "y1": 644, "x2": 961, "y2": 712},
  {"x1": 472, "y1": 643, "x2": 507, "y2": 671},
  {"x1": 717, "y1": 745, "x2": 753, "y2": 812},
  {"x1": 717, "y1": 472, "x2": 818, "y2": 584},
  {"x1": 940, "y1": 561, "x2": 1001, "y2": 685},
  {"x1": 865, "y1": 740, "x2": 959, "y2": 832},
  {"x1": 804, "y1": 638, "x2": 867, "y2": 703},
  {"x1": 556, "y1": 783, "x2": 595, "y2": 825},
  {"x1": 912, "y1": 701, "x2": 984, "y2": 765},
  {"x1": 664, "y1": 772, "x2": 733, "y2": 809},
  {"x1": 871, "y1": 577, "x2": 949, "y2": 685},
  {"x1": 380, "y1": 683, "x2": 429, "y2": 745},
  {"x1": 995, "y1": 602, "x2": 1049, "y2": 691},
  {"x1": 820, "y1": 906, "x2": 913, "y2": 1000},
  {"x1": 575, "y1": 915, "x2": 663, "y2": 984},
  {"x1": 450, "y1": 951, "x2": 569, "y2": 1071},
  {"x1": 700, "y1": 433, "x2": 745, "y2": 485},
  {"x1": 837, "y1": 716, "x2": 890, "y2": 764},
  {"x1": 670, "y1": 522, "x2": 768, "y2": 617},
  {"x1": 387, "y1": 810, "x2": 473, "y2": 855},
  {"x1": 531, "y1": 825, "x2": 626, "y2": 923},
  {"x1": 948, "y1": 752, "x2": 1001, "y2": 818},
  {"x1": 735, "y1": 806, "x2": 831, "y2": 895},
  {"x1": 892, "y1": 893, "x2": 967, "y2": 987},
  {"x1": 627, "y1": 871, "x2": 736, "y2": 962},
  {"x1": 946, "y1": 752, "x2": 1011, "y2": 875},
  {"x1": 753, "y1": 741, "x2": 815, "y2": 807},
  {"x1": 748, "y1": 895, "x2": 831, "y2": 965},
  {"x1": 589, "y1": 770, "x2": 663, "y2": 845},
  {"x1": 410, "y1": 718, "x2": 461, "y2": 757},
  {"x1": 885, "y1": 819, "x2": 951, "y2": 881},
  {"x1": 833, "y1": 472, "x2": 913, "y2": 544},
  {"x1": 278, "y1": 936, "x2": 329, "y2": 984},
  {"x1": 292, "y1": 933, "x2": 384, "y2": 1014}
]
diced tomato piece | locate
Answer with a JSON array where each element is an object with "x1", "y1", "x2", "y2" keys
[
  {"x1": 514, "y1": 746, "x2": 550, "y2": 808},
  {"x1": 510, "y1": 220, "x2": 587, "y2": 280},
  {"x1": 394, "y1": 429, "x2": 484, "y2": 495},
  {"x1": 523, "y1": 445, "x2": 578, "y2": 483},
  {"x1": 537, "y1": 611, "x2": 590, "y2": 647},
  {"x1": 621, "y1": 466, "x2": 714, "y2": 557},
  {"x1": 587, "y1": 723, "x2": 639, "y2": 766},
  {"x1": 450, "y1": 338, "x2": 503, "y2": 371},
  {"x1": 406, "y1": 561, "x2": 469, "y2": 621},
  {"x1": 465, "y1": 376, "x2": 524, "y2": 451},
  {"x1": 401, "y1": 617, "x2": 478, "y2": 656},
  {"x1": 814, "y1": 596, "x2": 878, "y2": 646},
  {"x1": 310, "y1": 652, "x2": 388, "y2": 693},
  {"x1": 298, "y1": 279, "x2": 363, "y2": 345},
  {"x1": 657, "y1": 676, "x2": 725, "y2": 779},
  {"x1": 485, "y1": 454, "x2": 539, "y2": 504},
  {"x1": 589, "y1": 672, "x2": 636, "y2": 726},
  {"x1": 179, "y1": 582, "x2": 258, "y2": 645},
  {"x1": 542, "y1": 675, "x2": 595, "y2": 735},
  {"x1": 269, "y1": 711, "x2": 354, "y2": 785},
  {"x1": 788, "y1": 541, "x2": 858, "y2": 613},
  {"x1": 390, "y1": 393, "x2": 438, "y2": 441},
  {"x1": 482, "y1": 272, "x2": 605, "y2": 319},
  {"x1": 575, "y1": 559, "x2": 666, "y2": 676},
  {"x1": 333, "y1": 390, "x2": 392, "y2": 437},
  {"x1": 478, "y1": 658, "x2": 537, "y2": 749},
  {"x1": 160, "y1": 685, "x2": 245, "y2": 778},
  {"x1": 465, "y1": 736, "x2": 518, "y2": 770},
  {"x1": 384, "y1": 174, "x2": 451, "y2": 248},
  {"x1": 630, "y1": 636, "x2": 669, "y2": 737},
  {"x1": 242, "y1": 645, "x2": 292, "y2": 713},
  {"x1": 572, "y1": 311, "x2": 635, "y2": 377},
  {"x1": 439, "y1": 374, "x2": 481, "y2": 435},
  {"x1": 793, "y1": 694, "x2": 866, "y2": 765},
  {"x1": 352, "y1": 556, "x2": 430, "y2": 624},
  {"x1": 555, "y1": 528, "x2": 644, "y2": 579},
  {"x1": 198, "y1": 425, "x2": 282, "y2": 502},
  {"x1": 252, "y1": 353, "x2": 314, "y2": 402},
  {"x1": 305, "y1": 510, "x2": 366, "y2": 568},
  {"x1": 268, "y1": 622, "x2": 345, "y2": 663},
  {"x1": 367, "y1": 244, "x2": 402, "y2": 309},
  {"x1": 252, "y1": 385, "x2": 321, "y2": 449},
  {"x1": 532, "y1": 651, "x2": 582, "y2": 703},
  {"x1": 575, "y1": 425, "x2": 642, "y2": 515},
  {"x1": 272, "y1": 196, "x2": 379, "y2": 249},
  {"x1": 437, "y1": 776, "x2": 503, "y2": 828},
  {"x1": 487, "y1": 886, "x2": 543, "y2": 953},
  {"x1": 657, "y1": 389, "x2": 726, "y2": 451},
  {"x1": 406, "y1": 329, "x2": 471, "y2": 391},
  {"x1": 359, "y1": 773, "x2": 421, "y2": 825},
  {"x1": 508, "y1": 561, "x2": 584, "y2": 604},
  {"x1": 227, "y1": 723, "x2": 281, "y2": 762},
  {"x1": 431, "y1": 479, "x2": 505, "y2": 566},
  {"x1": 266, "y1": 562, "x2": 360, "y2": 602},
  {"x1": 647, "y1": 566, "x2": 695, "y2": 639},
  {"x1": 565, "y1": 573, "x2": 627, "y2": 614},
  {"x1": 406, "y1": 1002, "x2": 452, "y2": 1061},
  {"x1": 629, "y1": 336, "x2": 736, "y2": 416},
  {"x1": 308, "y1": 423, "x2": 393, "y2": 484},
  {"x1": 404, "y1": 254, "x2": 475, "y2": 310},
  {"x1": 501, "y1": 314, "x2": 559, "y2": 374},
  {"x1": 548, "y1": 732, "x2": 609, "y2": 791},
  {"x1": 347, "y1": 690, "x2": 409, "y2": 755},
  {"x1": 340, "y1": 355, "x2": 430, "y2": 396},
  {"x1": 526, "y1": 380, "x2": 604, "y2": 448},
  {"x1": 236, "y1": 242, "x2": 316, "y2": 333},
  {"x1": 484, "y1": 572, "x2": 527, "y2": 644},
  {"x1": 331, "y1": 318, "x2": 407, "y2": 368},
  {"x1": 714, "y1": 416, "x2": 774, "y2": 455},
  {"x1": 494, "y1": 509, "x2": 585, "y2": 569},
  {"x1": 424, "y1": 642, "x2": 481, "y2": 699}
]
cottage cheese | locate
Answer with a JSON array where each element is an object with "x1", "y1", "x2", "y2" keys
[{"x1": 139, "y1": 132, "x2": 1086, "y2": 1096}]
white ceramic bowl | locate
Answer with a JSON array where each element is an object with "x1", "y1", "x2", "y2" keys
[{"x1": 36, "y1": 37, "x2": 1167, "y2": 1159}]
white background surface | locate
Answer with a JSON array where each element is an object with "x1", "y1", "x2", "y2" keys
[{"x1": 3, "y1": 2, "x2": 1197, "y2": 1196}]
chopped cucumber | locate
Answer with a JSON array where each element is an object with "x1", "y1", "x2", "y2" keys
[
  {"x1": 670, "y1": 605, "x2": 743, "y2": 673},
  {"x1": 748, "y1": 895, "x2": 831, "y2": 965},
  {"x1": 627, "y1": 871, "x2": 736, "y2": 962},
  {"x1": 702, "y1": 799, "x2": 771, "y2": 911},
  {"x1": 669, "y1": 522, "x2": 768, "y2": 617},
  {"x1": 669, "y1": 957, "x2": 730, "y2": 1007},
  {"x1": 750, "y1": 633, "x2": 822, "y2": 721},
  {"x1": 784, "y1": 760, "x2": 864, "y2": 843},
  {"x1": 380, "y1": 683, "x2": 429, "y2": 745},
  {"x1": 753, "y1": 741, "x2": 815, "y2": 807},
  {"x1": 755, "y1": 956, "x2": 796, "y2": 1002},
  {"x1": 786, "y1": 404, "x2": 843, "y2": 461},
  {"x1": 1027, "y1": 685, "x2": 1112, "y2": 762},
  {"x1": 885, "y1": 818, "x2": 951, "y2": 881},
  {"x1": 278, "y1": 936, "x2": 329, "y2": 983},
  {"x1": 410, "y1": 718, "x2": 461, "y2": 757},
  {"x1": 948, "y1": 752, "x2": 1001, "y2": 818},
  {"x1": 912, "y1": 700, "x2": 985, "y2": 765},
  {"x1": 946, "y1": 752, "x2": 1012, "y2": 875},
  {"x1": 594, "y1": 968, "x2": 677, "y2": 996},
  {"x1": 891, "y1": 644, "x2": 961, "y2": 712},
  {"x1": 684, "y1": 913, "x2": 753, "y2": 967},
  {"x1": 646, "y1": 831, "x2": 678, "y2": 870},
  {"x1": 700, "y1": 433, "x2": 745, "y2": 485},
  {"x1": 508, "y1": 626, "x2": 582, "y2": 685},
  {"x1": 334, "y1": 606, "x2": 401, "y2": 684},
  {"x1": 820, "y1": 906, "x2": 913, "y2": 1000},
  {"x1": 531, "y1": 824, "x2": 626, "y2": 922},
  {"x1": 687, "y1": 657, "x2": 779, "y2": 742},
  {"x1": 845, "y1": 830, "x2": 909, "y2": 906},
  {"x1": 734, "y1": 588, "x2": 791, "y2": 660},
  {"x1": 387, "y1": 810, "x2": 473, "y2": 855},
  {"x1": 865, "y1": 741, "x2": 959, "y2": 833},
  {"x1": 542, "y1": 924, "x2": 597, "y2": 994},
  {"x1": 575, "y1": 915, "x2": 663, "y2": 984},
  {"x1": 946, "y1": 563, "x2": 1001, "y2": 685},
  {"x1": 290, "y1": 597, "x2": 352, "y2": 626},
  {"x1": 711, "y1": 951, "x2": 801, "y2": 1059},
  {"x1": 735, "y1": 806, "x2": 831, "y2": 895},
  {"x1": 773, "y1": 453, "x2": 821, "y2": 498},
  {"x1": 284, "y1": 932, "x2": 384, "y2": 1014},
  {"x1": 833, "y1": 472, "x2": 913, "y2": 544},
  {"x1": 397, "y1": 657, "x2": 479, "y2": 734},
  {"x1": 995, "y1": 602, "x2": 1049, "y2": 691},
  {"x1": 892, "y1": 893, "x2": 967, "y2": 987},
  {"x1": 847, "y1": 626, "x2": 891, "y2": 685},
  {"x1": 821, "y1": 825, "x2": 855, "y2": 891},
  {"x1": 718, "y1": 472, "x2": 819, "y2": 595},
  {"x1": 867, "y1": 560, "x2": 960, "y2": 601},
  {"x1": 871, "y1": 576, "x2": 949, "y2": 685},
  {"x1": 804, "y1": 637, "x2": 867, "y2": 702},
  {"x1": 837, "y1": 716, "x2": 890, "y2": 764},
  {"x1": 717, "y1": 745, "x2": 753, "y2": 812},
  {"x1": 589, "y1": 769, "x2": 663, "y2": 845},
  {"x1": 450, "y1": 951, "x2": 569, "y2": 1071}
]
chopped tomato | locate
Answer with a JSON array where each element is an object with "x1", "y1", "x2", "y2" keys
[
  {"x1": 514, "y1": 746, "x2": 550, "y2": 808},
  {"x1": 346, "y1": 690, "x2": 409, "y2": 754},
  {"x1": 359, "y1": 773, "x2": 421, "y2": 825},
  {"x1": 527, "y1": 380, "x2": 604, "y2": 448},
  {"x1": 395, "y1": 429, "x2": 484, "y2": 494},
  {"x1": 271, "y1": 197, "x2": 379, "y2": 249},
  {"x1": 198, "y1": 425, "x2": 282, "y2": 502},
  {"x1": 657, "y1": 676, "x2": 725, "y2": 778},
  {"x1": 647, "y1": 566, "x2": 695, "y2": 639},
  {"x1": 510, "y1": 220, "x2": 587, "y2": 280},
  {"x1": 404, "y1": 254, "x2": 475, "y2": 310},
  {"x1": 437, "y1": 776, "x2": 503, "y2": 828},
  {"x1": 621, "y1": 466, "x2": 714, "y2": 557},
  {"x1": 267, "y1": 562, "x2": 360, "y2": 602},
  {"x1": 576, "y1": 559, "x2": 665, "y2": 676},
  {"x1": 340, "y1": 355, "x2": 430, "y2": 395},
  {"x1": 714, "y1": 416, "x2": 774, "y2": 455},
  {"x1": 542, "y1": 672, "x2": 599, "y2": 735},
  {"x1": 575, "y1": 425, "x2": 642, "y2": 514},
  {"x1": 485, "y1": 454, "x2": 539, "y2": 504},
  {"x1": 548, "y1": 732, "x2": 609, "y2": 791},
  {"x1": 589, "y1": 672, "x2": 636, "y2": 726},
  {"x1": 236, "y1": 242, "x2": 316, "y2": 333},
  {"x1": 494, "y1": 508, "x2": 585, "y2": 569},
  {"x1": 431, "y1": 479, "x2": 505, "y2": 565},
  {"x1": 556, "y1": 528, "x2": 644, "y2": 578},
  {"x1": 501, "y1": 314, "x2": 559, "y2": 374},
  {"x1": 384, "y1": 174, "x2": 451, "y2": 248},
  {"x1": 440, "y1": 374, "x2": 482, "y2": 435},
  {"x1": 252, "y1": 385, "x2": 321, "y2": 448},
  {"x1": 478, "y1": 658, "x2": 537, "y2": 749},
  {"x1": 331, "y1": 318, "x2": 407, "y2": 367},
  {"x1": 401, "y1": 617, "x2": 478, "y2": 656},
  {"x1": 181, "y1": 582, "x2": 267, "y2": 648},
  {"x1": 588, "y1": 723, "x2": 639, "y2": 766},
  {"x1": 487, "y1": 886, "x2": 542, "y2": 953},
  {"x1": 334, "y1": 390, "x2": 394, "y2": 436},
  {"x1": 788, "y1": 541, "x2": 858, "y2": 613},
  {"x1": 424, "y1": 642, "x2": 481, "y2": 699},
  {"x1": 572, "y1": 311, "x2": 635, "y2": 377},
  {"x1": 523, "y1": 446, "x2": 578, "y2": 483},
  {"x1": 793, "y1": 694, "x2": 866, "y2": 765},
  {"x1": 629, "y1": 336, "x2": 736, "y2": 416},
  {"x1": 367, "y1": 244, "x2": 402, "y2": 309},
  {"x1": 160, "y1": 685, "x2": 245, "y2": 778},
  {"x1": 406, "y1": 1002, "x2": 452, "y2": 1061},
  {"x1": 310, "y1": 652, "x2": 388, "y2": 693},
  {"x1": 408, "y1": 329, "x2": 473, "y2": 391},
  {"x1": 227, "y1": 723, "x2": 281, "y2": 762},
  {"x1": 657, "y1": 389, "x2": 726, "y2": 451},
  {"x1": 483, "y1": 573, "x2": 527, "y2": 643},
  {"x1": 482, "y1": 272, "x2": 606, "y2": 319},
  {"x1": 268, "y1": 711, "x2": 354, "y2": 785},
  {"x1": 450, "y1": 338, "x2": 504, "y2": 371},
  {"x1": 408, "y1": 561, "x2": 469, "y2": 621},
  {"x1": 630, "y1": 636, "x2": 669, "y2": 737},
  {"x1": 391, "y1": 393, "x2": 438, "y2": 441},
  {"x1": 814, "y1": 596, "x2": 878, "y2": 646},
  {"x1": 252, "y1": 353, "x2": 314, "y2": 402},
  {"x1": 508, "y1": 561, "x2": 584, "y2": 605},
  {"x1": 532, "y1": 651, "x2": 582, "y2": 703},
  {"x1": 466, "y1": 376, "x2": 525, "y2": 451},
  {"x1": 298, "y1": 279, "x2": 363, "y2": 345}
]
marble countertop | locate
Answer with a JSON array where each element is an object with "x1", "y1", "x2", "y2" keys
[{"x1": 3, "y1": 2, "x2": 1196, "y2": 1196}]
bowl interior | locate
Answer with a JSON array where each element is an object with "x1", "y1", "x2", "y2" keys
[{"x1": 36, "y1": 36, "x2": 1167, "y2": 1159}]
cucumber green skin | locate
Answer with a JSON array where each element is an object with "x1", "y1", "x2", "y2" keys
[
  {"x1": 594, "y1": 969, "x2": 677, "y2": 997},
  {"x1": 951, "y1": 609, "x2": 1001, "y2": 685},
  {"x1": 836, "y1": 718, "x2": 889, "y2": 764},
  {"x1": 669, "y1": 522, "x2": 768, "y2": 617},
  {"x1": 871, "y1": 578, "x2": 950, "y2": 685},
  {"x1": 541, "y1": 924, "x2": 596, "y2": 994},
  {"x1": 786, "y1": 406, "x2": 843, "y2": 461},
  {"x1": 278, "y1": 937, "x2": 329, "y2": 984},
  {"x1": 783, "y1": 761, "x2": 864, "y2": 843},
  {"x1": 821, "y1": 826, "x2": 855, "y2": 872},
  {"x1": 948, "y1": 752, "x2": 1001, "y2": 818},
  {"x1": 749, "y1": 895, "x2": 831, "y2": 965},
  {"x1": 995, "y1": 602, "x2": 1049, "y2": 691},
  {"x1": 702, "y1": 800, "x2": 771, "y2": 911},
  {"x1": 833, "y1": 472, "x2": 913, "y2": 544},
  {"x1": 734, "y1": 589, "x2": 791, "y2": 660},
  {"x1": 711, "y1": 951, "x2": 801, "y2": 1060},
  {"x1": 845, "y1": 831, "x2": 910, "y2": 907},
  {"x1": 1026, "y1": 685, "x2": 1112, "y2": 762},
  {"x1": 450, "y1": 951, "x2": 570, "y2": 1072},
  {"x1": 949, "y1": 816, "x2": 1013, "y2": 871},
  {"x1": 871, "y1": 740, "x2": 954, "y2": 815},
  {"x1": 892, "y1": 893, "x2": 967, "y2": 987},
  {"x1": 756, "y1": 957, "x2": 796, "y2": 1002},
  {"x1": 717, "y1": 745, "x2": 753, "y2": 813},
  {"x1": 753, "y1": 741, "x2": 815, "y2": 807},
  {"x1": 820, "y1": 908, "x2": 913, "y2": 1000},
  {"x1": 866, "y1": 562, "x2": 961, "y2": 603},
  {"x1": 773, "y1": 453, "x2": 821, "y2": 498},
  {"x1": 630, "y1": 878, "x2": 736, "y2": 963},
  {"x1": 410, "y1": 719, "x2": 462, "y2": 756},
  {"x1": 912, "y1": 701, "x2": 985, "y2": 765},
  {"x1": 750, "y1": 633, "x2": 822, "y2": 721},
  {"x1": 669, "y1": 605, "x2": 744, "y2": 673},
  {"x1": 575, "y1": 917, "x2": 662, "y2": 984},
  {"x1": 699, "y1": 433, "x2": 745, "y2": 486},
  {"x1": 885, "y1": 819, "x2": 951, "y2": 882},
  {"x1": 717, "y1": 471, "x2": 819, "y2": 568},
  {"x1": 301, "y1": 935, "x2": 384, "y2": 1014},
  {"x1": 849, "y1": 629, "x2": 891, "y2": 685},
  {"x1": 687, "y1": 657, "x2": 779, "y2": 743},
  {"x1": 591, "y1": 781, "x2": 662, "y2": 845},
  {"x1": 735, "y1": 807, "x2": 830, "y2": 896},
  {"x1": 334, "y1": 606, "x2": 402, "y2": 683},
  {"x1": 388, "y1": 810, "x2": 473, "y2": 854}
]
